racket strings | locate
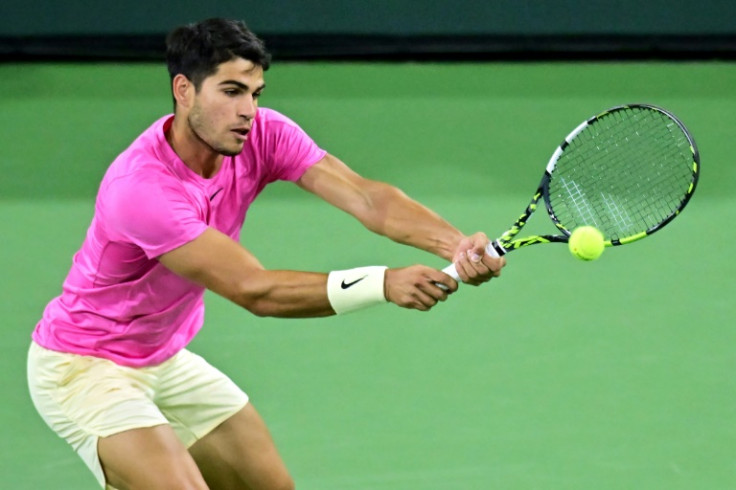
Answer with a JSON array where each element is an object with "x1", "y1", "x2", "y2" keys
[{"x1": 548, "y1": 107, "x2": 695, "y2": 240}]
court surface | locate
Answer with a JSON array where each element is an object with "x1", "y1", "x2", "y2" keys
[{"x1": 1, "y1": 61, "x2": 734, "y2": 489}]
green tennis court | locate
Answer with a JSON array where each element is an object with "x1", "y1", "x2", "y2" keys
[{"x1": 2, "y1": 61, "x2": 734, "y2": 489}]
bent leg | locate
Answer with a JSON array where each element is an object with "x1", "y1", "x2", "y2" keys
[
  {"x1": 28, "y1": 342, "x2": 210, "y2": 489},
  {"x1": 189, "y1": 403, "x2": 294, "y2": 490},
  {"x1": 98, "y1": 424, "x2": 209, "y2": 490}
]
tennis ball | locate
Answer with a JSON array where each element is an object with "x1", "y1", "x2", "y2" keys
[{"x1": 568, "y1": 226, "x2": 605, "y2": 261}]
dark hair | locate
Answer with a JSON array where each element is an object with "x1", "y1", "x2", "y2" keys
[{"x1": 166, "y1": 18, "x2": 271, "y2": 94}]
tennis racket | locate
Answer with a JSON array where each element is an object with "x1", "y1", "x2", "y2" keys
[{"x1": 443, "y1": 103, "x2": 700, "y2": 279}]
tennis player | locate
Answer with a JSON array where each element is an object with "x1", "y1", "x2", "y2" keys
[{"x1": 27, "y1": 18, "x2": 505, "y2": 490}]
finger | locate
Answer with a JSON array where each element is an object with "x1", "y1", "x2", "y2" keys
[
  {"x1": 427, "y1": 270, "x2": 458, "y2": 294},
  {"x1": 406, "y1": 290, "x2": 438, "y2": 311},
  {"x1": 410, "y1": 269, "x2": 456, "y2": 306},
  {"x1": 467, "y1": 249, "x2": 493, "y2": 273},
  {"x1": 456, "y1": 252, "x2": 491, "y2": 284},
  {"x1": 468, "y1": 244, "x2": 487, "y2": 263},
  {"x1": 453, "y1": 252, "x2": 472, "y2": 282},
  {"x1": 473, "y1": 251, "x2": 506, "y2": 275},
  {"x1": 419, "y1": 279, "x2": 452, "y2": 302},
  {"x1": 481, "y1": 255, "x2": 505, "y2": 277}
]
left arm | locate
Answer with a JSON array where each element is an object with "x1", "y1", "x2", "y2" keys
[{"x1": 296, "y1": 154, "x2": 505, "y2": 283}]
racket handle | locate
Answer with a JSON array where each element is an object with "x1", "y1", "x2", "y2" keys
[{"x1": 441, "y1": 241, "x2": 503, "y2": 281}]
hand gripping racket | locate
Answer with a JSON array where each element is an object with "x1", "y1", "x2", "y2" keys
[{"x1": 443, "y1": 103, "x2": 700, "y2": 279}]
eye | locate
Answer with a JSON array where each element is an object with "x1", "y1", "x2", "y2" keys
[
  {"x1": 223, "y1": 89, "x2": 240, "y2": 97},
  {"x1": 253, "y1": 91, "x2": 263, "y2": 99}
]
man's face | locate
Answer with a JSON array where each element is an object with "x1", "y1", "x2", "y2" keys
[{"x1": 187, "y1": 58, "x2": 265, "y2": 156}]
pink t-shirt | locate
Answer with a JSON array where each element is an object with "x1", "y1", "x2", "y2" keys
[{"x1": 33, "y1": 108, "x2": 326, "y2": 367}]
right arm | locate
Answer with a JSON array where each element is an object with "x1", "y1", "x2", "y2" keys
[{"x1": 158, "y1": 227, "x2": 457, "y2": 317}]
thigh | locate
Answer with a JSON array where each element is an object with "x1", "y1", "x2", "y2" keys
[
  {"x1": 27, "y1": 342, "x2": 170, "y2": 487},
  {"x1": 189, "y1": 403, "x2": 294, "y2": 490},
  {"x1": 98, "y1": 424, "x2": 208, "y2": 490},
  {"x1": 154, "y1": 349, "x2": 249, "y2": 448}
]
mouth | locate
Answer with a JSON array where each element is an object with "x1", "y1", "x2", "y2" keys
[{"x1": 231, "y1": 127, "x2": 250, "y2": 141}]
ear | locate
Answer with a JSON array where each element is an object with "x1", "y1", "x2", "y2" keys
[{"x1": 172, "y1": 74, "x2": 194, "y2": 110}]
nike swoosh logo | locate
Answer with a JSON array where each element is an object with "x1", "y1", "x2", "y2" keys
[
  {"x1": 209, "y1": 188, "x2": 223, "y2": 201},
  {"x1": 341, "y1": 275, "x2": 367, "y2": 289}
]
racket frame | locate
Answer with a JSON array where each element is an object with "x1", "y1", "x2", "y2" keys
[{"x1": 491, "y1": 103, "x2": 700, "y2": 256}]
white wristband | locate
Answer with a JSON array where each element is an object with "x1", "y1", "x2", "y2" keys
[{"x1": 326, "y1": 266, "x2": 388, "y2": 315}]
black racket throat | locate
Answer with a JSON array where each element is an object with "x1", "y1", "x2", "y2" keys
[{"x1": 493, "y1": 172, "x2": 569, "y2": 255}]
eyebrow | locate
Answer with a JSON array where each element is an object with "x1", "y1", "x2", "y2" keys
[{"x1": 219, "y1": 80, "x2": 266, "y2": 92}]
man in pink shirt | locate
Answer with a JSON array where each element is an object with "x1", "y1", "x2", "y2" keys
[{"x1": 28, "y1": 18, "x2": 505, "y2": 490}]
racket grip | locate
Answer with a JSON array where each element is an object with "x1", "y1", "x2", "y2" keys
[{"x1": 441, "y1": 241, "x2": 502, "y2": 281}]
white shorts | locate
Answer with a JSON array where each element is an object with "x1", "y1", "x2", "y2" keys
[{"x1": 27, "y1": 341, "x2": 249, "y2": 488}]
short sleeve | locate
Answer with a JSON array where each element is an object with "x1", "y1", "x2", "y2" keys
[
  {"x1": 102, "y1": 171, "x2": 208, "y2": 259},
  {"x1": 260, "y1": 109, "x2": 327, "y2": 182}
]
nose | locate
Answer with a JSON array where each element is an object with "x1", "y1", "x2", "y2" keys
[{"x1": 240, "y1": 95, "x2": 257, "y2": 120}]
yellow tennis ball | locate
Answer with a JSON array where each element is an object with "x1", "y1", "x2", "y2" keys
[{"x1": 569, "y1": 226, "x2": 605, "y2": 261}]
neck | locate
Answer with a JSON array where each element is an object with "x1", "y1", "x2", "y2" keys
[{"x1": 166, "y1": 116, "x2": 224, "y2": 179}]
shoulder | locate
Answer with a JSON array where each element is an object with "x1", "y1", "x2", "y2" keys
[
  {"x1": 101, "y1": 115, "x2": 178, "y2": 191},
  {"x1": 101, "y1": 155, "x2": 173, "y2": 201},
  {"x1": 251, "y1": 107, "x2": 310, "y2": 140},
  {"x1": 255, "y1": 107, "x2": 300, "y2": 128},
  {"x1": 98, "y1": 158, "x2": 185, "y2": 225},
  {"x1": 250, "y1": 107, "x2": 321, "y2": 146}
]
